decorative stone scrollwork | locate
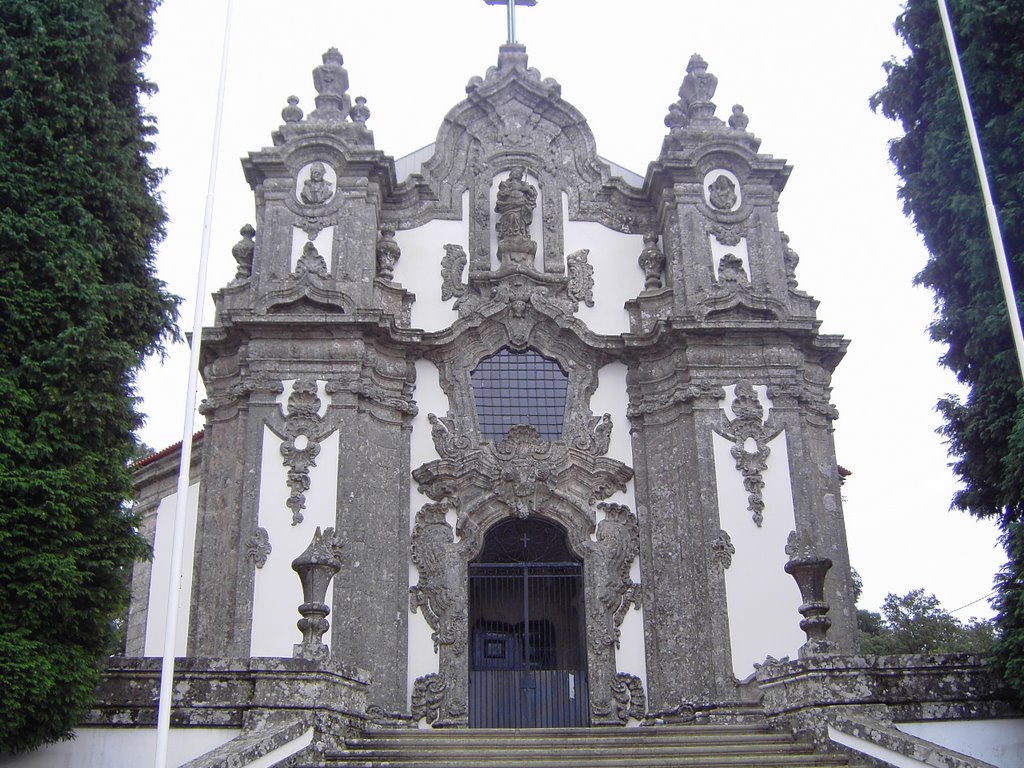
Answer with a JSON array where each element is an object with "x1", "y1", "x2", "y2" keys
[
  {"x1": 410, "y1": 673, "x2": 465, "y2": 725},
  {"x1": 325, "y1": 376, "x2": 417, "y2": 418},
  {"x1": 409, "y1": 500, "x2": 465, "y2": 654},
  {"x1": 716, "y1": 253, "x2": 748, "y2": 286},
  {"x1": 231, "y1": 224, "x2": 256, "y2": 283},
  {"x1": 637, "y1": 233, "x2": 664, "y2": 290},
  {"x1": 709, "y1": 223, "x2": 745, "y2": 247},
  {"x1": 607, "y1": 673, "x2": 647, "y2": 724},
  {"x1": 626, "y1": 381, "x2": 725, "y2": 420},
  {"x1": 247, "y1": 527, "x2": 272, "y2": 569},
  {"x1": 566, "y1": 249, "x2": 594, "y2": 308},
  {"x1": 440, "y1": 243, "x2": 468, "y2": 302},
  {"x1": 375, "y1": 224, "x2": 400, "y2": 280},
  {"x1": 717, "y1": 383, "x2": 782, "y2": 527},
  {"x1": 294, "y1": 241, "x2": 329, "y2": 279},
  {"x1": 199, "y1": 373, "x2": 284, "y2": 417},
  {"x1": 427, "y1": 413, "x2": 471, "y2": 459},
  {"x1": 280, "y1": 379, "x2": 325, "y2": 525},
  {"x1": 568, "y1": 412, "x2": 613, "y2": 456},
  {"x1": 494, "y1": 425, "x2": 553, "y2": 518},
  {"x1": 780, "y1": 231, "x2": 801, "y2": 291},
  {"x1": 593, "y1": 502, "x2": 642, "y2": 647},
  {"x1": 710, "y1": 529, "x2": 735, "y2": 572}
]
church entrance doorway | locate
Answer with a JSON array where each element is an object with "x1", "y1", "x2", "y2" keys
[{"x1": 468, "y1": 518, "x2": 589, "y2": 728}]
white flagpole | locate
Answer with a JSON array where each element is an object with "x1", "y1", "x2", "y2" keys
[
  {"x1": 936, "y1": 0, "x2": 1024, "y2": 380},
  {"x1": 153, "y1": 1, "x2": 234, "y2": 766}
]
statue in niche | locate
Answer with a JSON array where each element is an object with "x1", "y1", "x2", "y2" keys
[
  {"x1": 495, "y1": 169, "x2": 539, "y2": 267},
  {"x1": 495, "y1": 169, "x2": 537, "y2": 241},
  {"x1": 708, "y1": 175, "x2": 737, "y2": 211},
  {"x1": 300, "y1": 162, "x2": 334, "y2": 205}
]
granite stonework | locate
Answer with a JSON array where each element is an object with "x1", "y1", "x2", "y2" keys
[
  {"x1": 112, "y1": 44, "x2": 1021, "y2": 767},
  {"x1": 756, "y1": 654, "x2": 1019, "y2": 766}
]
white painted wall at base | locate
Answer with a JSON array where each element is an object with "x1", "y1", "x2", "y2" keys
[
  {"x1": 591, "y1": 361, "x2": 648, "y2": 701},
  {"x1": 898, "y1": 719, "x2": 1024, "y2": 768},
  {"x1": 715, "y1": 421, "x2": 804, "y2": 678},
  {"x1": 406, "y1": 359, "x2": 449, "y2": 703},
  {"x1": 145, "y1": 482, "x2": 200, "y2": 656},
  {"x1": 0, "y1": 728, "x2": 239, "y2": 768},
  {"x1": 250, "y1": 421, "x2": 339, "y2": 658}
]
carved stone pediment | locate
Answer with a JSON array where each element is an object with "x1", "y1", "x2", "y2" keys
[
  {"x1": 413, "y1": 423, "x2": 632, "y2": 531},
  {"x1": 255, "y1": 277, "x2": 353, "y2": 315}
]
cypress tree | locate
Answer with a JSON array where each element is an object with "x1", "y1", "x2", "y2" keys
[{"x1": 0, "y1": 0, "x2": 178, "y2": 751}]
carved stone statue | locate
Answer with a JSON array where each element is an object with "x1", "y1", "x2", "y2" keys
[
  {"x1": 679, "y1": 54, "x2": 717, "y2": 115},
  {"x1": 494, "y1": 169, "x2": 538, "y2": 267},
  {"x1": 707, "y1": 175, "x2": 737, "y2": 211},
  {"x1": 300, "y1": 162, "x2": 334, "y2": 205},
  {"x1": 311, "y1": 47, "x2": 352, "y2": 119},
  {"x1": 495, "y1": 169, "x2": 537, "y2": 241}
]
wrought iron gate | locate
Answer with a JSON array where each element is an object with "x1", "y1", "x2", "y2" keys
[{"x1": 468, "y1": 520, "x2": 588, "y2": 728}]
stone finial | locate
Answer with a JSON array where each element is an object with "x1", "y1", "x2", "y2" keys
[
  {"x1": 291, "y1": 527, "x2": 342, "y2": 662},
  {"x1": 311, "y1": 47, "x2": 352, "y2": 120},
  {"x1": 281, "y1": 95, "x2": 303, "y2": 123},
  {"x1": 350, "y1": 95, "x2": 370, "y2": 125},
  {"x1": 676, "y1": 53, "x2": 718, "y2": 122},
  {"x1": 784, "y1": 530, "x2": 834, "y2": 657},
  {"x1": 780, "y1": 232, "x2": 800, "y2": 290},
  {"x1": 231, "y1": 224, "x2": 256, "y2": 282},
  {"x1": 375, "y1": 224, "x2": 401, "y2": 280},
  {"x1": 728, "y1": 104, "x2": 749, "y2": 130},
  {"x1": 638, "y1": 232, "x2": 664, "y2": 290}
]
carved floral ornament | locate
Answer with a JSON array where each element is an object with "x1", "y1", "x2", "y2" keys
[{"x1": 716, "y1": 382, "x2": 783, "y2": 527}]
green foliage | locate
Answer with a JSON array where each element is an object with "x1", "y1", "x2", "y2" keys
[
  {"x1": 871, "y1": 0, "x2": 1024, "y2": 693},
  {"x1": 0, "y1": 0, "x2": 177, "y2": 752},
  {"x1": 857, "y1": 589, "x2": 994, "y2": 655}
]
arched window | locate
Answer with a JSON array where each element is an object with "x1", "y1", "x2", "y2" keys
[{"x1": 470, "y1": 347, "x2": 568, "y2": 441}]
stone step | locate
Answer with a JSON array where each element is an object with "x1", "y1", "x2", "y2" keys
[{"x1": 324, "y1": 725, "x2": 850, "y2": 768}]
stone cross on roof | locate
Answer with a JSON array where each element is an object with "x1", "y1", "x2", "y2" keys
[{"x1": 483, "y1": 0, "x2": 537, "y2": 45}]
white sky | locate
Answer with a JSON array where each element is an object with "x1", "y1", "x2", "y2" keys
[{"x1": 138, "y1": 0, "x2": 1004, "y2": 621}]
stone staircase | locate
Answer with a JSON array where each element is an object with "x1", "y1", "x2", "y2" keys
[{"x1": 324, "y1": 724, "x2": 851, "y2": 767}]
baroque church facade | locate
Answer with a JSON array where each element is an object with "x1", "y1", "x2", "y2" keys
[
  {"x1": 149, "y1": 41, "x2": 858, "y2": 723},
  {"x1": 5, "y1": 40, "x2": 1019, "y2": 768}
]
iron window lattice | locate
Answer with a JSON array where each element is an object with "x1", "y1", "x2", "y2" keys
[{"x1": 470, "y1": 348, "x2": 568, "y2": 441}]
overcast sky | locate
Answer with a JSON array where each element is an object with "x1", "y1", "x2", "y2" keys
[{"x1": 137, "y1": 0, "x2": 1004, "y2": 620}]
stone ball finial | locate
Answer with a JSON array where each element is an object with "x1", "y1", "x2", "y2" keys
[
  {"x1": 282, "y1": 95, "x2": 303, "y2": 123},
  {"x1": 350, "y1": 95, "x2": 370, "y2": 125},
  {"x1": 729, "y1": 104, "x2": 749, "y2": 130}
]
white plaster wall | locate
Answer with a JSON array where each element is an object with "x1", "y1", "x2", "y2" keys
[
  {"x1": 144, "y1": 481, "x2": 200, "y2": 656},
  {"x1": 250, "y1": 389, "x2": 340, "y2": 657},
  {"x1": 406, "y1": 359, "x2": 450, "y2": 704},
  {"x1": 489, "y1": 172, "x2": 544, "y2": 271},
  {"x1": 0, "y1": 728, "x2": 239, "y2": 768},
  {"x1": 714, "y1": 387, "x2": 804, "y2": 678},
  {"x1": 392, "y1": 191, "x2": 470, "y2": 333},
  {"x1": 590, "y1": 362, "x2": 647, "y2": 701},
  {"x1": 562, "y1": 193, "x2": 642, "y2": 336},
  {"x1": 898, "y1": 719, "x2": 1024, "y2": 768}
]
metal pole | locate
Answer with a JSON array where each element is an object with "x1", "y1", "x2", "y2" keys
[
  {"x1": 154, "y1": 1, "x2": 234, "y2": 765},
  {"x1": 508, "y1": 0, "x2": 515, "y2": 43},
  {"x1": 936, "y1": 0, "x2": 1024, "y2": 381}
]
